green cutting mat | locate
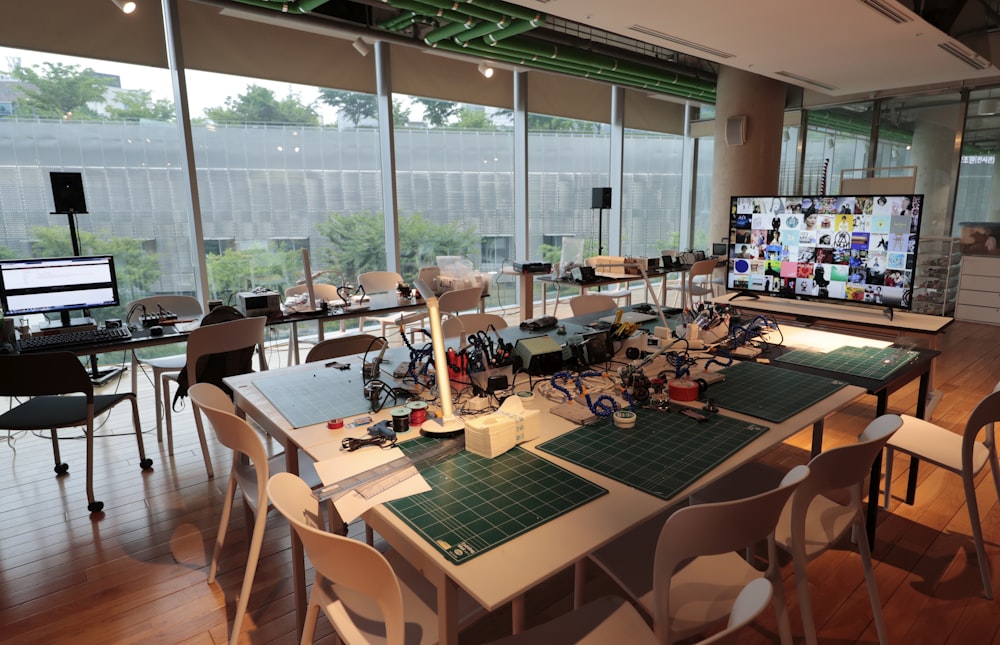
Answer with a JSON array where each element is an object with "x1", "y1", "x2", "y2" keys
[
  {"x1": 775, "y1": 345, "x2": 919, "y2": 380},
  {"x1": 386, "y1": 440, "x2": 607, "y2": 565},
  {"x1": 252, "y1": 363, "x2": 372, "y2": 428},
  {"x1": 705, "y1": 360, "x2": 848, "y2": 423},
  {"x1": 537, "y1": 410, "x2": 767, "y2": 500}
]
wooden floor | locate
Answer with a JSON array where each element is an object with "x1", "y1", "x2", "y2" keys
[{"x1": 3, "y1": 315, "x2": 1000, "y2": 644}]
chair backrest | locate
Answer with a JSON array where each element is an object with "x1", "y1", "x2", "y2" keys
[
  {"x1": 358, "y1": 271, "x2": 403, "y2": 294},
  {"x1": 126, "y1": 295, "x2": 203, "y2": 326},
  {"x1": 687, "y1": 259, "x2": 718, "y2": 283},
  {"x1": 651, "y1": 465, "x2": 809, "y2": 637},
  {"x1": 178, "y1": 315, "x2": 266, "y2": 400},
  {"x1": 696, "y1": 578, "x2": 774, "y2": 645},
  {"x1": 267, "y1": 472, "x2": 407, "y2": 644},
  {"x1": 437, "y1": 285, "x2": 484, "y2": 315},
  {"x1": 0, "y1": 351, "x2": 92, "y2": 399},
  {"x1": 789, "y1": 414, "x2": 902, "y2": 548},
  {"x1": 569, "y1": 293, "x2": 617, "y2": 316},
  {"x1": 306, "y1": 333, "x2": 387, "y2": 363},
  {"x1": 441, "y1": 313, "x2": 508, "y2": 339},
  {"x1": 191, "y1": 382, "x2": 269, "y2": 496},
  {"x1": 964, "y1": 386, "x2": 1000, "y2": 466}
]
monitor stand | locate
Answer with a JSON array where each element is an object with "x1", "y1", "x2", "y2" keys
[{"x1": 729, "y1": 290, "x2": 760, "y2": 301}]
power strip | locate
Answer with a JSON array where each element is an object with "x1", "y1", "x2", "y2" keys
[{"x1": 141, "y1": 311, "x2": 177, "y2": 327}]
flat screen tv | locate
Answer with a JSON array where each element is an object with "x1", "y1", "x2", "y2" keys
[{"x1": 726, "y1": 194, "x2": 921, "y2": 310}]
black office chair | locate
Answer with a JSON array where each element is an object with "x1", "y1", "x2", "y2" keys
[{"x1": 0, "y1": 351, "x2": 153, "y2": 513}]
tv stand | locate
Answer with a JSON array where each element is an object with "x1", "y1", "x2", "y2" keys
[
  {"x1": 729, "y1": 290, "x2": 760, "y2": 301},
  {"x1": 883, "y1": 306, "x2": 895, "y2": 321}
]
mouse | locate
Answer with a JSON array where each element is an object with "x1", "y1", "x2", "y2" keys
[{"x1": 149, "y1": 325, "x2": 164, "y2": 337}]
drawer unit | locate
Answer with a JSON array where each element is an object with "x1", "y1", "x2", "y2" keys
[{"x1": 956, "y1": 255, "x2": 1000, "y2": 325}]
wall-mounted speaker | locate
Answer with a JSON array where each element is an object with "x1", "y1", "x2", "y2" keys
[
  {"x1": 591, "y1": 186, "x2": 611, "y2": 209},
  {"x1": 49, "y1": 172, "x2": 88, "y2": 214},
  {"x1": 726, "y1": 116, "x2": 747, "y2": 146}
]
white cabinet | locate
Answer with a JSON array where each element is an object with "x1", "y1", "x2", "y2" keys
[
  {"x1": 912, "y1": 237, "x2": 961, "y2": 316},
  {"x1": 956, "y1": 255, "x2": 1000, "y2": 325}
]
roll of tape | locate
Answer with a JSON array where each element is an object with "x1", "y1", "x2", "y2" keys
[
  {"x1": 613, "y1": 410, "x2": 637, "y2": 429},
  {"x1": 668, "y1": 379, "x2": 701, "y2": 402},
  {"x1": 327, "y1": 418, "x2": 344, "y2": 429}
]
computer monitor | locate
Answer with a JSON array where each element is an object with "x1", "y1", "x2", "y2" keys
[{"x1": 0, "y1": 255, "x2": 121, "y2": 329}]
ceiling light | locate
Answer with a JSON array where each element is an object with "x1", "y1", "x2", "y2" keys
[
  {"x1": 112, "y1": 0, "x2": 136, "y2": 14},
  {"x1": 352, "y1": 37, "x2": 371, "y2": 57},
  {"x1": 478, "y1": 62, "x2": 494, "y2": 79}
]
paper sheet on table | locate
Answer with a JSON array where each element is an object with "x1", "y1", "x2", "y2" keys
[{"x1": 315, "y1": 446, "x2": 431, "y2": 523}]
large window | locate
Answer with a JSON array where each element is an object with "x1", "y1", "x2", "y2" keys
[{"x1": 622, "y1": 128, "x2": 685, "y2": 257}]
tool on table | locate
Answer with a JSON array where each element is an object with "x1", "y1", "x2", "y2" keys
[{"x1": 315, "y1": 436, "x2": 467, "y2": 503}]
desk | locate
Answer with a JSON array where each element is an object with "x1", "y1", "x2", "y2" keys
[
  {"x1": 534, "y1": 268, "x2": 677, "y2": 319},
  {"x1": 226, "y1": 350, "x2": 862, "y2": 643}
]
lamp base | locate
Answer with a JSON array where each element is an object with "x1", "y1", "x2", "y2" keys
[{"x1": 421, "y1": 416, "x2": 465, "y2": 437}]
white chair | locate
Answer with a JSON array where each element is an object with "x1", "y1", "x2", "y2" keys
[
  {"x1": 582, "y1": 465, "x2": 809, "y2": 645},
  {"x1": 775, "y1": 414, "x2": 902, "y2": 645},
  {"x1": 485, "y1": 578, "x2": 772, "y2": 645},
  {"x1": 305, "y1": 333, "x2": 386, "y2": 363},
  {"x1": 126, "y1": 294, "x2": 203, "y2": 443},
  {"x1": 585, "y1": 256, "x2": 633, "y2": 308},
  {"x1": 162, "y1": 316, "x2": 267, "y2": 478},
  {"x1": 569, "y1": 293, "x2": 617, "y2": 317},
  {"x1": 357, "y1": 270, "x2": 427, "y2": 339},
  {"x1": 665, "y1": 258, "x2": 717, "y2": 309},
  {"x1": 883, "y1": 382, "x2": 1000, "y2": 599},
  {"x1": 409, "y1": 285, "x2": 484, "y2": 341},
  {"x1": 267, "y1": 472, "x2": 483, "y2": 644},
  {"x1": 190, "y1": 383, "x2": 323, "y2": 645},
  {"x1": 441, "y1": 313, "x2": 507, "y2": 339}
]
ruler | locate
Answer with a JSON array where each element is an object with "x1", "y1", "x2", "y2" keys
[{"x1": 313, "y1": 436, "x2": 466, "y2": 503}]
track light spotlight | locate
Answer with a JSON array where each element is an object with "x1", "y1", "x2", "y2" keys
[
  {"x1": 112, "y1": 0, "x2": 136, "y2": 14},
  {"x1": 352, "y1": 37, "x2": 371, "y2": 57},
  {"x1": 478, "y1": 62, "x2": 494, "y2": 79}
]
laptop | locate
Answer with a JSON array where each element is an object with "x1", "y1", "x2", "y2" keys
[{"x1": 597, "y1": 311, "x2": 658, "y2": 325}]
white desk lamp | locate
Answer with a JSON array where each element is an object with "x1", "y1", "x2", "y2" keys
[{"x1": 415, "y1": 279, "x2": 465, "y2": 435}]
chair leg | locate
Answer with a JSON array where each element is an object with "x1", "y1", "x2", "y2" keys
[
  {"x1": 163, "y1": 374, "x2": 175, "y2": 456},
  {"x1": 192, "y1": 406, "x2": 215, "y2": 479},
  {"x1": 962, "y1": 467, "x2": 994, "y2": 599},
  {"x1": 883, "y1": 447, "x2": 894, "y2": 509},
  {"x1": 85, "y1": 420, "x2": 103, "y2": 513},
  {"x1": 209, "y1": 467, "x2": 239, "y2": 584},
  {"x1": 767, "y1": 538, "x2": 793, "y2": 645},
  {"x1": 854, "y1": 516, "x2": 889, "y2": 644},
  {"x1": 50, "y1": 427, "x2": 68, "y2": 475},
  {"x1": 228, "y1": 498, "x2": 268, "y2": 645},
  {"x1": 153, "y1": 367, "x2": 164, "y2": 444},
  {"x1": 790, "y1": 546, "x2": 817, "y2": 645},
  {"x1": 300, "y1": 594, "x2": 322, "y2": 645},
  {"x1": 128, "y1": 396, "x2": 153, "y2": 470}
]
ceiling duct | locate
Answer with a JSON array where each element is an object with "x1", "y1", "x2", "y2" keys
[
  {"x1": 857, "y1": 0, "x2": 913, "y2": 24},
  {"x1": 938, "y1": 41, "x2": 990, "y2": 69},
  {"x1": 775, "y1": 70, "x2": 839, "y2": 92},
  {"x1": 627, "y1": 24, "x2": 734, "y2": 59}
]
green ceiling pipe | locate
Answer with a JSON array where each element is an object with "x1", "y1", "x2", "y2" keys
[
  {"x1": 389, "y1": 0, "x2": 475, "y2": 26},
  {"x1": 295, "y1": 0, "x2": 331, "y2": 12},
  {"x1": 432, "y1": 38, "x2": 715, "y2": 101},
  {"x1": 485, "y1": 37, "x2": 714, "y2": 94},
  {"x1": 448, "y1": 0, "x2": 545, "y2": 24},
  {"x1": 388, "y1": 0, "x2": 508, "y2": 25},
  {"x1": 380, "y1": 10, "x2": 423, "y2": 30},
  {"x1": 230, "y1": 0, "x2": 326, "y2": 14},
  {"x1": 483, "y1": 17, "x2": 544, "y2": 43},
  {"x1": 423, "y1": 17, "x2": 475, "y2": 43},
  {"x1": 452, "y1": 16, "x2": 515, "y2": 44}
]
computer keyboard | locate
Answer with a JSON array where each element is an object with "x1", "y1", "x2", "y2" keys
[{"x1": 18, "y1": 326, "x2": 132, "y2": 353}]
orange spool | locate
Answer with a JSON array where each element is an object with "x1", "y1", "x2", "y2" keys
[{"x1": 668, "y1": 379, "x2": 703, "y2": 402}]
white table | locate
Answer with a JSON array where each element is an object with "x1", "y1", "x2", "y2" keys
[{"x1": 226, "y1": 355, "x2": 863, "y2": 643}]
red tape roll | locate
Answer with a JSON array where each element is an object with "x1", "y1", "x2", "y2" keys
[
  {"x1": 327, "y1": 418, "x2": 344, "y2": 429},
  {"x1": 668, "y1": 380, "x2": 701, "y2": 402}
]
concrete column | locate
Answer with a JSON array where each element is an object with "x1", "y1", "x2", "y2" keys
[
  {"x1": 910, "y1": 106, "x2": 960, "y2": 237},
  {"x1": 710, "y1": 67, "x2": 787, "y2": 244}
]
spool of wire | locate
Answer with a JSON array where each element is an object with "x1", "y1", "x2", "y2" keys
[
  {"x1": 406, "y1": 400, "x2": 427, "y2": 427},
  {"x1": 390, "y1": 407, "x2": 411, "y2": 434}
]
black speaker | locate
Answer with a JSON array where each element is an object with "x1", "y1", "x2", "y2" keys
[
  {"x1": 591, "y1": 187, "x2": 611, "y2": 209},
  {"x1": 50, "y1": 172, "x2": 88, "y2": 214}
]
